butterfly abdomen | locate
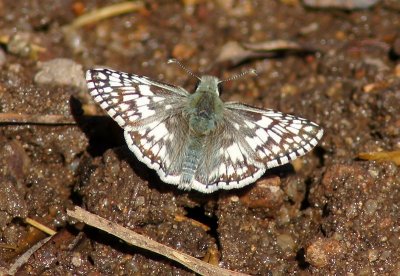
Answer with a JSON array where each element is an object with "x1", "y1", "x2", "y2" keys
[{"x1": 180, "y1": 136, "x2": 204, "y2": 189}]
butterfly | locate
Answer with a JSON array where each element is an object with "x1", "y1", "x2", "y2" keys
[{"x1": 86, "y1": 64, "x2": 323, "y2": 193}]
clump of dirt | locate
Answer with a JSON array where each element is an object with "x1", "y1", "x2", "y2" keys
[{"x1": 306, "y1": 162, "x2": 400, "y2": 273}]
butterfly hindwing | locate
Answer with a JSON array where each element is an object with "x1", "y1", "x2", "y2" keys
[
  {"x1": 87, "y1": 68, "x2": 193, "y2": 184},
  {"x1": 123, "y1": 112, "x2": 193, "y2": 186},
  {"x1": 191, "y1": 118, "x2": 266, "y2": 192},
  {"x1": 189, "y1": 103, "x2": 323, "y2": 192}
]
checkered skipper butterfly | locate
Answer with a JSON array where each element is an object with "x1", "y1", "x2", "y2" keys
[{"x1": 86, "y1": 62, "x2": 323, "y2": 193}]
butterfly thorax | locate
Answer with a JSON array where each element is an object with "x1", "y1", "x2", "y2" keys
[{"x1": 185, "y1": 76, "x2": 224, "y2": 136}]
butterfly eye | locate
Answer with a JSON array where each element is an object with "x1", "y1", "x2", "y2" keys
[
  {"x1": 194, "y1": 80, "x2": 201, "y2": 90},
  {"x1": 217, "y1": 82, "x2": 223, "y2": 95}
]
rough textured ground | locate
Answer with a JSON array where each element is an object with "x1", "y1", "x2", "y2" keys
[{"x1": 0, "y1": 0, "x2": 399, "y2": 275}]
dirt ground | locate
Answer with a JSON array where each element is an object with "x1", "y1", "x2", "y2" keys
[{"x1": 0, "y1": 0, "x2": 399, "y2": 275}]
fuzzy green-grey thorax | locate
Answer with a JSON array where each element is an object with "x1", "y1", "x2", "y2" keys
[{"x1": 185, "y1": 76, "x2": 224, "y2": 136}]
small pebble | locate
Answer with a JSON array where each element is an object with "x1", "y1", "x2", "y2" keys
[
  {"x1": 71, "y1": 252, "x2": 82, "y2": 267},
  {"x1": 134, "y1": 196, "x2": 145, "y2": 207},
  {"x1": 172, "y1": 43, "x2": 196, "y2": 60},
  {"x1": 306, "y1": 238, "x2": 342, "y2": 268},
  {"x1": 276, "y1": 233, "x2": 296, "y2": 252},
  {"x1": 364, "y1": 199, "x2": 378, "y2": 216},
  {"x1": 0, "y1": 48, "x2": 6, "y2": 67},
  {"x1": 395, "y1": 64, "x2": 400, "y2": 77},
  {"x1": 368, "y1": 249, "x2": 379, "y2": 262},
  {"x1": 34, "y1": 58, "x2": 86, "y2": 90},
  {"x1": 7, "y1": 33, "x2": 32, "y2": 57}
]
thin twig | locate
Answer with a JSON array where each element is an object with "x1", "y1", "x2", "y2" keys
[
  {"x1": 25, "y1": 218, "x2": 57, "y2": 236},
  {"x1": 0, "y1": 244, "x2": 18, "y2": 250},
  {"x1": 65, "y1": 1, "x2": 144, "y2": 30},
  {"x1": 8, "y1": 236, "x2": 52, "y2": 275},
  {"x1": 359, "y1": 150, "x2": 400, "y2": 165},
  {"x1": 67, "y1": 206, "x2": 249, "y2": 276},
  {"x1": 0, "y1": 113, "x2": 76, "y2": 125},
  {"x1": 0, "y1": 35, "x2": 46, "y2": 54}
]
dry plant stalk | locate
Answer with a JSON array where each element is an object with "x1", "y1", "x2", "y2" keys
[
  {"x1": 8, "y1": 236, "x2": 52, "y2": 275},
  {"x1": 67, "y1": 206, "x2": 250, "y2": 276},
  {"x1": 0, "y1": 113, "x2": 76, "y2": 125},
  {"x1": 359, "y1": 150, "x2": 400, "y2": 165},
  {"x1": 65, "y1": 1, "x2": 144, "y2": 30},
  {"x1": 25, "y1": 218, "x2": 57, "y2": 236}
]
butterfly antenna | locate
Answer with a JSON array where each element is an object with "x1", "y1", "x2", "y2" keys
[
  {"x1": 220, "y1": 68, "x2": 258, "y2": 83},
  {"x1": 167, "y1": 59, "x2": 201, "y2": 81}
]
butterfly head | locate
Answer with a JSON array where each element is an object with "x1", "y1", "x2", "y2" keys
[{"x1": 196, "y1": 76, "x2": 222, "y2": 96}]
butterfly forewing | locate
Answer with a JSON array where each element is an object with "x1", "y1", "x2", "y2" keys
[
  {"x1": 87, "y1": 68, "x2": 192, "y2": 183},
  {"x1": 225, "y1": 103, "x2": 323, "y2": 167},
  {"x1": 86, "y1": 68, "x2": 189, "y2": 129}
]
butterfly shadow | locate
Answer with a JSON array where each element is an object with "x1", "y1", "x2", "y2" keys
[
  {"x1": 70, "y1": 97, "x2": 215, "y2": 203},
  {"x1": 70, "y1": 96, "x2": 127, "y2": 157},
  {"x1": 114, "y1": 146, "x2": 221, "y2": 203}
]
